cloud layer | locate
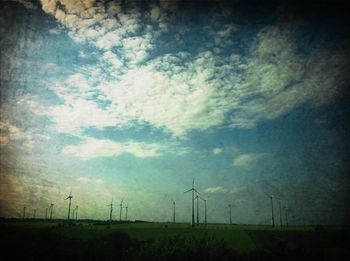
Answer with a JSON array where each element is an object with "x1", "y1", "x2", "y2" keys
[
  {"x1": 62, "y1": 137, "x2": 162, "y2": 160},
  {"x1": 29, "y1": 1, "x2": 350, "y2": 142}
]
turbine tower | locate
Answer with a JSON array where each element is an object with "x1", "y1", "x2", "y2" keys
[
  {"x1": 229, "y1": 204, "x2": 232, "y2": 225},
  {"x1": 33, "y1": 208, "x2": 36, "y2": 219},
  {"x1": 119, "y1": 200, "x2": 123, "y2": 221},
  {"x1": 49, "y1": 203, "x2": 54, "y2": 220},
  {"x1": 45, "y1": 207, "x2": 48, "y2": 220},
  {"x1": 284, "y1": 201, "x2": 289, "y2": 227},
  {"x1": 184, "y1": 178, "x2": 200, "y2": 227},
  {"x1": 108, "y1": 199, "x2": 113, "y2": 223},
  {"x1": 265, "y1": 193, "x2": 275, "y2": 227},
  {"x1": 75, "y1": 205, "x2": 78, "y2": 220},
  {"x1": 173, "y1": 201, "x2": 176, "y2": 224},
  {"x1": 22, "y1": 205, "x2": 26, "y2": 219},
  {"x1": 195, "y1": 195, "x2": 199, "y2": 225},
  {"x1": 65, "y1": 190, "x2": 73, "y2": 221},
  {"x1": 124, "y1": 206, "x2": 128, "y2": 221},
  {"x1": 199, "y1": 197, "x2": 207, "y2": 225},
  {"x1": 277, "y1": 198, "x2": 283, "y2": 227}
]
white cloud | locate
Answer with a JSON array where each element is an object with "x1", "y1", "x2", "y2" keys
[
  {"x1": 95, "y1": 179, "x2": 104, "y2": 184},
  {"x1": 233, "y1": 153, "x2": 264, "y2": 168},
  {"x1": 204, "y1": 186, "x2": 227, "y2": 193},
  {"x1": 76, "y1": 176, "x2": 104, "y2": 184},
  {"x1": 34, "y1": 2, "x2": 350, "y2": 140},
  {"x1": 62, "y1": 137, "x2": 162, "y2": 160},
  {"x1": 0, "y1": 121, "x2": 34, "y2": 148},
  {"x1": 204, "y1": 186, "x2": 246, "y2": 194},
  {"x1": 49, "y1": 28, "x2": 61, "y2": 35},
  {"x1": 213, "y1": 148, "x2": 223, "y2": 155},
  {"x1": 217, "y1": 24, "x2": 239, "y2": 37}
]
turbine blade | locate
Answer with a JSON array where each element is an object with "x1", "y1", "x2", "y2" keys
[
  {"x1": 194, "y1": 189, "x2": 200, "y2": 195},
  {"x1": 184, "y1": 188, "x2": 192, "y2": 194}
]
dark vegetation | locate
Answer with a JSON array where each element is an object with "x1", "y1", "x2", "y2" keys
[{"x1": 0, "y1": 221, "x2": 349, "y2": 261}]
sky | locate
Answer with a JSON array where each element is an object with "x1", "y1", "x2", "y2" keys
[{"x1": 0, "y1": 0, "x2": 349, "y2": 225}]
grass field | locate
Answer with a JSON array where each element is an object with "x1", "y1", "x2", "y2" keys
[{"x1": 0, "y1": 220, "x2": 349, "y2": 260}]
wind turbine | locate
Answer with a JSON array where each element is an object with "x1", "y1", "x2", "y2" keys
[
  {"x1": 119, "y1": 200, "x2": 123, "y2": 221},
  {"x1": 265, "y1": 193, "x2": 275, "y2": 227},
  {"x1": 276, "y1": 198, "x2": 283, "y2": 227},
  {"x1": 75, "y1": 205, "x2": 78, "y2": 220},
  {"x1": 184, "y1": 178, "x2": 200, "y2": 227},
  {"x1": 195, "y1": 195, "x2": 200, "y2": 225},
  {"x1": 45, "y1": 207, "x2": 48, "y2": 220},
  {"x1": 124, "y1": 206, "x2": 128, "y2": 221},
  {"x1": 173, "y1": 201, "x2": 176, "y2": 224},
  {"x1": 284, "y1": 200, "x2": 289, "y2": 227},
  {"x1": 49, "y1": 203, "x2": 54, "y2": 220},
  {"x1": 108, "y1": 199, "x2": 113, "y2": 223},
  {"x1": 199, "y1": 197, "x2": 207, "y2": 225},
  {"x1": 65, "y1": 190, "x2": 73, "y2": 221},
  {"x1": 228, "y1": 204, "x2": 232, "y2": 225},
  {"x1": 33, "y1": 208, "x2": 36, "y2": 219},
  {"x1": 22, "y1": 205, "x2": 26, "y2": 219}
]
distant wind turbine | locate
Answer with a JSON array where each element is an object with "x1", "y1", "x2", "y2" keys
[
  {"x1": 173, "y1": 201, "x2": 176, "y2": 224},
  {"x1": 195, "y1": 195, "x2": 199, "y2": 225},
  {"x1": 45, "y1": 207, "x2": 48, "y2": 220},
  {"x1": 124, "y1": 206, "x2": 128, "y2": 221},
  {"x1": 284, "y1": 201, "x2": 289, "y2": 227},
  {"x1": 276, "y1": 198, "x2": 283, "y2": 227},
  {"x1": 119, "y1": 200, "x2": 123, "y2": 221},
  {"x1": 75, "y1": 205, "x2": 78, "y2": 220},
  {"x1": 108, "y1": 199, "x2": 113, "y2": 223},
  {"x1": 199, "y1": 197, "x2": 207, "y2": 225},
  {"x1": 65, "y1": 190, "x2": 73, "y2": 221},
  {"x1": 228, "y1": 204, "x2": 232, "y2": 225},
  {"x1": 49, "y1": 203, "x2": 54, "y2": 220},
  {"x1": 184, "y1": 178, "x2": 200, "y2": 227},
  {"x1": 265, "y1": 193, "x2": 275, "y2": 227},
  {"x1": 22, "y1": 205, "x2": 26, "y2": 219}
]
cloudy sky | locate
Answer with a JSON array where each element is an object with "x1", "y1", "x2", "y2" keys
[{"x1": 0, "y1": 0, "x2": 349, "y2": 225}]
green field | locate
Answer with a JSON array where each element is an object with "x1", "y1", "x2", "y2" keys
[{"x1": 1, "y1": 221, "x2": 349, "y2": 260}]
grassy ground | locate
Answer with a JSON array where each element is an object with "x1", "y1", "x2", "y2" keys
[{"x1": 0, "y1": 221, "x2": 349, "y2": 260}]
